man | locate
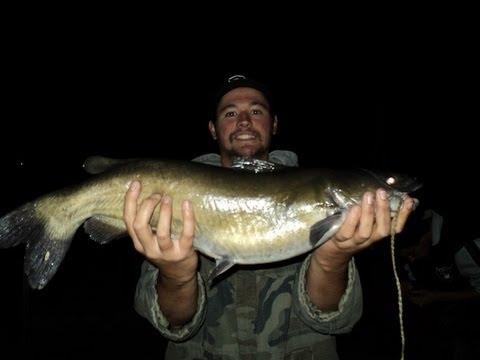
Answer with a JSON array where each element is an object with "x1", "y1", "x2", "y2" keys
[{"x1": 123, "y1": 75, "x2": 415, "y2": 359}]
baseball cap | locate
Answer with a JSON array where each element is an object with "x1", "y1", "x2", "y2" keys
[{"x1": 213, "y1": 74, "x2": 276, "y2": 118}]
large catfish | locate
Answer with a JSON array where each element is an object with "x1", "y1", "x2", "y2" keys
[{"x1": 0, "y1": 157, "x2": 421, "y2": 289}]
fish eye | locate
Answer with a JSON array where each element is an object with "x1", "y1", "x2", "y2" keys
[{"x1": 386, "y1": 176, "x2": 396, "y2": 185}]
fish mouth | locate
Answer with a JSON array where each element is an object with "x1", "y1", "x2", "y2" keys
[
  {"x1": 389, "y1": 193, "x2": 405, "y2": 214},
  {"x1": 389, "y1": 192, "x2": 421, "y2": 215}
]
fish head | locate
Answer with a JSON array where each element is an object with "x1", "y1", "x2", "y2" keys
[
  {"x1": 365, "y1": 169, "x2": 422, "y2": 214},
  {"x1": 325, "y1": 169, "x2": 422, "y2": 216},
  {"x1": 366, "y1": 170, "x2": 423, "y2": 193}
]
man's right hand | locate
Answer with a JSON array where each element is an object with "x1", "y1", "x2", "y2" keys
[{"x1": 123, "y1": 180, "x2": 198, "y2": 284}]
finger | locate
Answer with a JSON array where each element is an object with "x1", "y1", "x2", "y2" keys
[
  {"x1": 335, "y1": 205, "x2": 362, "y2": 241},
  {"x1": 373, "y1": 188, "x2": 392, "y2": 238},
  {"x1": 393, "y1": 195, "x2": 415, "y2": 233},
  {"x1": 356, "y1": 192, "x2": 375, "y2": 241},
  {"x1": 133, "y1": 193, "x2": 163, "y2": 252},
  {"x1": 156, "y1": 194, "x2": 174, "y2": 251},
  {"x1": 123, "y1": 180, "x2": 144, "y2": 252},
  {"x1": 180, "y1": 200, "x2": 195, "y2": 250},
  {"x1": 124, "y1": 180, "x2": 141, "y2": 229}
]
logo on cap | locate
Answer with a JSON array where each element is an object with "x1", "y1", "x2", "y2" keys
[{"x1": 227, "y1": 75, "x2": 246, "y2": 83}]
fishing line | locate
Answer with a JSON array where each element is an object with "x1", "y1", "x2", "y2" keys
[{"x1": 390, "y1": 211, "x2": 405, "y2": 360}]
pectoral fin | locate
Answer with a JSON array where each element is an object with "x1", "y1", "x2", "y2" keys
[{"x1": 309, "y1": 212, "x2": 346, "y2": 248}]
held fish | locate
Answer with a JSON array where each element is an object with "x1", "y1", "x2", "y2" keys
[{"x1": 0, "y1": 157, "x2": 422, "y2": 289}]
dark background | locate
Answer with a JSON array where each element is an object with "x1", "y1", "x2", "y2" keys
[{"x1": 1, "y1": 21, "x2": 476, "y2": 359}]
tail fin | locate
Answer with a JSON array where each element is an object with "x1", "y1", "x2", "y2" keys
[{"x1": 0, "y1": 202, "x2": 74, "y2": 289}]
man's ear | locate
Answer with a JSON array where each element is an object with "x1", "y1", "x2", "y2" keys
[
  {"x1": 208, "y1": 121, "x2": 217, "y2": 140},
  {"x1": 273, "y1": 116, "x2": 278, "y2": 135}
]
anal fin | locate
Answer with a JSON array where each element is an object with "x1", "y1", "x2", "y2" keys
[{"x1": 83, "y1": 216, "x2": 127, "y2": 244}]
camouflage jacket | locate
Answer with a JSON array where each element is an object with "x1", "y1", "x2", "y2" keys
[{"x1": 134, "y1": 151, "x2": 363, "y2": 359}]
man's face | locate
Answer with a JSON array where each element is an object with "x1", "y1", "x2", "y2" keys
[{"x1": 209, "y1": 87, "x2": 277, "y2": 167}]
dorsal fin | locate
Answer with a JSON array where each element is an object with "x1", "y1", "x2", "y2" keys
[{"x1": 83, "y1": 155, "x2": 136, "y2": 175}]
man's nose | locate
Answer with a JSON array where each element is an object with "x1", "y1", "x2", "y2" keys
[{"x1": 236, "y1": 111, "x2": 252, "y2": 127}]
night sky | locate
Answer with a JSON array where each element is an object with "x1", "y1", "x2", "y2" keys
[
  {"x1": 1, "y1": 35, "x2": 475, "y2": 357},
  {"x1": 2, "y1": 58, "x2": 467, "y2": 208}
]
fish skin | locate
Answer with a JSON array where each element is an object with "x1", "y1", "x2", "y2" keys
[{"x1": 0, "y1": 158, "x2": 422, "y2": 289}]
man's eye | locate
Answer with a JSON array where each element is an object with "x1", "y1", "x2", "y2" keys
[
  {"x1": 251, "y1": 109, "x2": 262, "y2": 115},
  {"x1": 225, "y1": 111, "x2": 236, "y2": 117}
]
